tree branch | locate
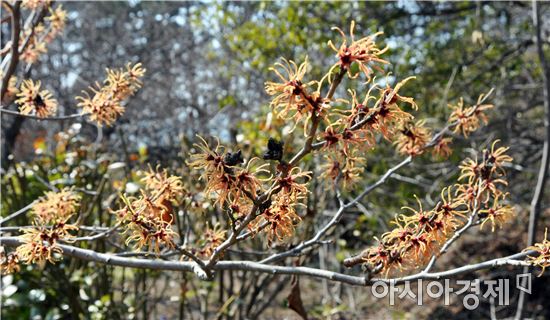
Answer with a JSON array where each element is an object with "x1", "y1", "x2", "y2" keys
[
  {"x1": 0, "y1": 1, "x2": 21, "y2": 101},
  {"x1": 0, "y1": 108, "x2": 85, "y2": 120},
  {"x1": 0, "y1": 236, "x2": 535, "y2": 287}
]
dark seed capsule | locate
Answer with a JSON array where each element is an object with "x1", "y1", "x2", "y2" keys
[
  {"x1": 259, "y1": 199, "x2": 272, "y2": 213},
  {"x1": 224, "y1": 150, "x2": 244, "y2": 166},
  {"x1": 34, "y1": 94, "x2": 46, "y2": 108},
  {"x1": 263, "y1": 138, "x2": 284, "y2": 161}
]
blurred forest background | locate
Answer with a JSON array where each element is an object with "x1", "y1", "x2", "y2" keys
[{"x1": 1, "y1": 1, "x2": 550, "y2": 319}]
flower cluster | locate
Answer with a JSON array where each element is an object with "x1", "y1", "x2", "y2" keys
[
  {"x1": 456, "y1": 140, "x2": 513, "y2": 210},
  {"x1": 255, "y1": 166, "x2": 310, "y2": 243},
  {"x1": 9, "y1": 188, "x2": 81, "y2": 270},
  {"x1": 197, "y1": 224, "x2": 226, "y2": 258},
  {"x1": 327, "y1": 21, "x2": 389, "y2": 80},
  {"x1": 316, "y1": 77, "x2": 418, "y2": 185},
  {"x1": 449, "y1": 94, "x2": 493, "y2": 137},
  {"x1": 264, "y1": 58, "x2": 330, "y2": 132},
  {"x1": 259, "y1": 193, "x2": 303, "y2": 243},
  {"x1": 16, "y1": 223, "x2": 78, "y2": 266},
  {"x1": 114, "y1": 193, "x2": 178, "y2": 253},
  {"x1": 15, "y1": 79, "x2": 58, "y2": 117},
  {"x1": 186, "y1": 21, "x2": 498, "y2": 255},
  {"x1": 188, "y1": 136, "x2": 267, "y2": 207},
  {"x1": 76, "y1": 62, "x2": 146, "y2": 126},
  {"x1": 394, "y1": 120, "x2": 431, "y2": 156},
  {"x1": 142, "y1": 165, "x2": 186, "y2": 200},
  {"x1": 260, "y1": 21, "x2": 499, "y2": 246},
  {"x1": 20, "y1": 4, "x2": 67, "y2": 64},
  {"x1": 348, "y1": 141, "x2": 514, "y2": 276},
  {"x1": 21, "y1": 0, "x2": 51, "y2": 10},
  {"x1": 45, "y1": 5, "x2": 68, "y2": 38},
  {"x1": 31, "y1": 188, "x2": 81, "y2": 225},
  {"x1": 113, "y1": 168, "x2": 184, "y2": 253},
  {"x1": 524, "y1": 229, "x2": 550, "y2": 276},
  {"x1": 432, "y1": 137, "x2": 453, "y2": 159},
  {"x1": 0, "y1": 247, "x2": 20, "y2": 275},
  {"x1": 264, "y1": 21, "x2": 492, "y2": 194}
]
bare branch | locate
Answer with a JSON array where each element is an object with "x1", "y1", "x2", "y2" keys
[
  {"x1": 0, "y1": 236, "x2": 535, "y2": 287},
  {"x1": 0, "y1": 201, "x2": 36, "y2": 225},
  {"x1": 0, "y1": 1, "x2": 20, "y2": 101},
  {"x1": 0, "y1": 108, "x2": 85, "y2": 121}
]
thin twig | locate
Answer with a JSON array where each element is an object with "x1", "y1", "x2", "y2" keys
[
  {"x1": 0, "y1": 108, "x2": 85, "y2": 120},
  {"x1": 0, "y1": 201, "x2": 36, "y2": 225}
]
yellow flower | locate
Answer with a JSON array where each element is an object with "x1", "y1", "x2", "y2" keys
[
  {"x1": 15, "y1": 79, "x2": 57, "y2": 117},
  {"x1": 449, "y1": 96, "x2": 493, "y2": 137},
  {"x1": 21, "y1": 0, "x2": 51, "y2": 10},
  {"x1": 46, "y1": 5, "x2": 67, "y2": 33},
  {"x1": 485, "y1": 140, "x2": 513, "y2": 174},
  {"x1": 265, "y1": 57, "x2": 328, "y2": 130},
  {"x1": 114, "y1": 192, "x2": 177, "y2": 253},
  {"x1": 188, "y1": 136, "x2": 227, "y2": 179},
  {"x1": 105, "y1": 63, "x2": 145, "y2": 100},
  {"x1": 15, "y1": 222, "x2": 78, "y2": 267},
  {"x1": 458, "y1": 141, "x2": 512, "y2": 202},
  {"x1": 265, "y1": 58, "x2": 310, "y2": 117},
  {"x1": 479, "y1": 197, "x2": 515, "y2": 232},
  {"x1": 400, "y1": 196, "x2": 431, "y2": 231},
  {"x1": 524, "y1": 228, "x2": 550, "y2": 276},
  {"x1": 198, "y1": 223, "x2": 226, "y2": 258},
  {"x1": 260, "y1": 193, "x2": 302, "y2": 243},
  {"x1": 327, "y1": 21, "x2": 389, "y2": 80},
  {"x1": 20, "y1": 40, "x2": 48, "y2": 64},
  {"x1": 0, "y1": 248, "x2": 20, "y2": 275},
  {"x1": 369, "y1": 77, "x2": 417, "y2": 139},
  {"x1": 32, "y1": 188, "x2": 80, "y2": 225},
  {"x1": 125, "y1": 62, "x2": 146, "y2": 90},
  {"x1": 228, "y1": 197, "x2": 254, "y2": 219},
  {"x1": 275, "y1": 166, "x2": 311, "y2": 197},
  {"x1": 233, "y1": 158, "x2": 269, "y2": 199},
  {"x1": 76, "y1": 62, "x2": 145, "y2": 126},
  {"x1": 434, "y1": 186, "x2": 468, "y2": 222},
  {"x1": 141, "y1": 166, "x2": 186, "y2": 201},
  {"x1": 16, "y1": 228, "x2": 63, "y2": 266},
  {"x1": 432, "y1": 137, "x2": 453, "y2": 159},
  {"x1": 18, "y1": 188, "x2": 81, "y2": 268},
  {"x1": 189, "y1": 137, "x2": 268, "y2": 206},
  {"x1": 320, "y1": 149, "x2": 365, "y2": 189},
  {"x1": 382, "y1": 219, "x2": 412, "y2": 249},
  {"x1": 359, "y1": 242, "x2": 389, "y2": 272},
  {"x1": 394, "y1": 120, "x2": 431, "y2": 156},
  {"x1": 76, "y1": 88, "x2": 125, "y2": 126}
]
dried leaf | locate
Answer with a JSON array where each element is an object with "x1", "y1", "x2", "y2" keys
[{"x1": 287, "y1": 275, "x2": 307, "y2": 320}]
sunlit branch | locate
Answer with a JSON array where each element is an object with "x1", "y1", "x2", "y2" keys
[{"x1": 0, "y1": 236, "x2": 535, "y2": 287}]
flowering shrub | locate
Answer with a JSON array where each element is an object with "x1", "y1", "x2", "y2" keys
[
  {"x1": 343, "y1": 141, "x2": 515, "y2": 276},
  {"x1": 2, "y1": 188, "x2": 80, "y2": 272},
  {"x1": 77, "y1": 63, "x2": 146, "y2": 126},
  {"x1": 0, "y1": 6, "x2": 548, "y2": 318}
]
